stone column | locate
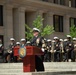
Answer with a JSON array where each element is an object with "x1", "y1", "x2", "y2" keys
[
  {"x1": 13, "y1": 7, "x2": 25, "y2": 42},
  {"x1": 28, "y1": 10, "x2": 43, "y2": 27},
  {"x1": 58, "y1": 0, "x2": 60, "y2": 4},
  {"x1": 48, "y1": 0, "x2": 53, "y2": 3},
  {"x1": 3, "y1": 5, "x2": 13, "y2": 48},
  {"x1": 45, "y1": 12, "x2": 53, "y2": 26},
  {"x1": 43, "y1": 12, "x2": 54, "y2": 38},
  {"x1": 36, "y1": 10, "x2": 43, "y2": 18},
  {"x1": 65, "y1": 0, "x2": 69, "y2": 6},
  {"x1": 72, "y1": 0, "x2": 75, "y2": 7},
  {"x1": 64, "y1": 15, "x2": 70, "y2": 35}
]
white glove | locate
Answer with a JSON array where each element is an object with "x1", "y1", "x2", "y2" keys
[
  {"x1": 0, "y1": 44, "x2": 2, "y2": 47},
  {"x1": 67, "y1": 49, "x2": 69, "y2": 52},
  {"x1": 41, "y1": 48, "x2": 45, "y2": 52},
  {"x1": 51, "y1": 50, "x2": 53, "y2": 53},
  {"x1": 54, "y1": 50, "x2": 56, "y2": 52}
]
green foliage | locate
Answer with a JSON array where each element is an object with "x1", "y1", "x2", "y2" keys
[
  {"x1": 25, "y1": 15, "x2": 54, "y2": 40},
  {"x1": 25, "y1": 24, "x2": 33, "y2": 40},
  {"x1": 41, "y1": 25, "x2": 54, "y2": 37},
  {"x1": 70, "y1": 25, "x2": 76, "y2": 38},
  {"x1": 33, "y1": 16, "x2": 43, "y2": 31}
]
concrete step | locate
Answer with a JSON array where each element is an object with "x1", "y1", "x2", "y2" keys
[
  {"x1": 0, "y1": 72, "x2": 76, "y2": 75},
  {"x1": 0, "y1": 73, "x2": 32, "y2": 75},
  {"x1": 0, "y1": 62, "x2": 76, "y2": 74},
  {"x1": 0, "y1": 63, "x2": 22, "y2": 69},
  {"x1": 0, "y1": 69, "x2": 23, "y2": 73},
  {"x1": 44, "y1": 62, "x2": 76, "y2": 72},
  {"x1": 0, "y1": 62, "x2": 76, "y2": 69},
  {"x1": 0, "y1": 62, "x2": 76, "y2": 70}
]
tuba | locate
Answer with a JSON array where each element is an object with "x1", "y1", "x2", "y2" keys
[
  {"x1": 51, "y1": 40, "x2": 55, "y2": 53},
  {"x1": 51, "y1": 40, "x2": 55, "y2": 61},
  {"x1": 60, "y1": 41, "x2": 64, "y2": 53}
]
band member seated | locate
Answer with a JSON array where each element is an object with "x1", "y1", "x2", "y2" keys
[
  {"x1": 0, "y1": 39, "x2": 4, "y2": 56},
  {"x1": 59, "y1": 39, "x2": 64, "y2": 61},
  {"x1": 30, "y1": 28, "x2": 45, "y2": 71},
  {"x1": 26, "y1": 41, "x2": 31, "y2": 46},
  {"x1": 46, "y1": 39, "x2": 52, "y2": 62},
  {"x1": 65, "y1": 35, "x2": 75, "y2": 62},
  {"x1": 5, "y1": 38, "x2": 15, "y2": 63},
  {"x1": 15, "y1": 42, "x2": 22, "y2": 62},
  {"x1": 0, "y1": 39, "x2": 4, "y2": 62},
  {"x1": 73, "y1": 38, "x2": 76, "y2": 61},
  {"x1": 63, "y1": 39, "x2": 68, "y2": 61},
  {"x1": 54, "y1": 37, "x2": 61, "y2": 62},
  {"x1": 43, "y1": 39, "x2": 48, "y2": 62},
  {"x1": 20, "y1": 38, "x2": 26, "y2": 47}
]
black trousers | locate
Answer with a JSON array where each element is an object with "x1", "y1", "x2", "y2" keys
[
  {"x1": 35, "y1": 55, "x2": 45, "y2": 71},
  {"x1": 44, "y1": 50, "x2": 48, "y2": 62},
  {"x1": 67, "y1": 50, "x2": 75, "y2": 61},
  {"x1": 54, "y1": 52, "x2": 60, "y2": 62},
  {"x1": 4, "y1": 52, "x2": 17, "y2": 63}
]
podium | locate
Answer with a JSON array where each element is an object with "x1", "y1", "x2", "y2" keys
[{"x1": 14, "y1": 46, "x2": 44, "y2": 72}]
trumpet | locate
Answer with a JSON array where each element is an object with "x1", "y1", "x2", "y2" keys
[{"x1": 60, "y1": 41, "x2": 64, "y2": 53}]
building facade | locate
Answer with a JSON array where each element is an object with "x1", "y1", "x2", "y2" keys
[{"x1": 0, "y1": 0, "x2": 76, "y2": 47}]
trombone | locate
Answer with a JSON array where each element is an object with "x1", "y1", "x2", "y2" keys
[{"x1": 60, "y1": 40, "x2": 64, "y2": 61}]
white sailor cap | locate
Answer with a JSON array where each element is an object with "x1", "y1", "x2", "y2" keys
[
  {"x1": 21, "y1": 38, "x2": 25, "y2": 42},
  {"x1": 47, "y1": 39, "x2": 51, "y2": 42},
  {"x1": 10, "y1": 38, "x2": 15, "y2": 41},
  {"x1": 52, "y1": 40, "x2": 55, "y2": 42},
  {"x1": 67, "y1": 35, "x2": 71, "y2": 38},
  {"x1": 16, "y1": 42, "x2": 20, "y2": 45},
  {"x1": 33, "y1": 28, "x2": 40, "y2": 32},
  {"x1": 64, "y1": 39, "x2": 68, "y2": 42},
  {"x1": 54, "y1": 37, "x2": 59, "y2": 39},
  {"x1": 44, "y1": 38, "x2": 46, "y2": 41},
  {"x1": 26, "y1": 41, "x2": 30, "y2": 43},
  {"x1": 60, "y1": 39, "x2": 63, "y2": 42},
  {"x1": 73, "y1": 38, "x2": 76, "y2": 40}
]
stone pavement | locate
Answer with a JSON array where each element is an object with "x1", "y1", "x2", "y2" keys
[{"x1": 0, "y1": 62, "x2": 76, "y2": 75}]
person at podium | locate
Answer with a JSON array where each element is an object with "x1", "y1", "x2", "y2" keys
[{"x1": 30, "y1": 28, "x2": 45, "y2": 71}]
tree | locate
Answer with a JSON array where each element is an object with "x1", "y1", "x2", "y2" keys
[
  {"x1": 70, "y1": 25, "x2": 76, "y2": 38},
  {"x1": 25, "y1": 15, "x2": 54, "y2": 40}
]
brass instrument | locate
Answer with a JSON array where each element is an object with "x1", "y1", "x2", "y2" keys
[
  {"x1": 60, "y1": 41, "x2": 64, "y2": 53},
  {"x1": 46, "y1": 45, "x2": 51, "y2": 52},
  {"x1": 60, "y1": 40, "x2": 64, "y2": 61},
  {"x1": 36, "y1": 38, "x2": 40, "y2": 46},
  {"x1": 42, "y1": 39, "x2": 47, "y2": 52},
  {"x1": 51, "y1": 40, "x2": 55, "y2": 62}
]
